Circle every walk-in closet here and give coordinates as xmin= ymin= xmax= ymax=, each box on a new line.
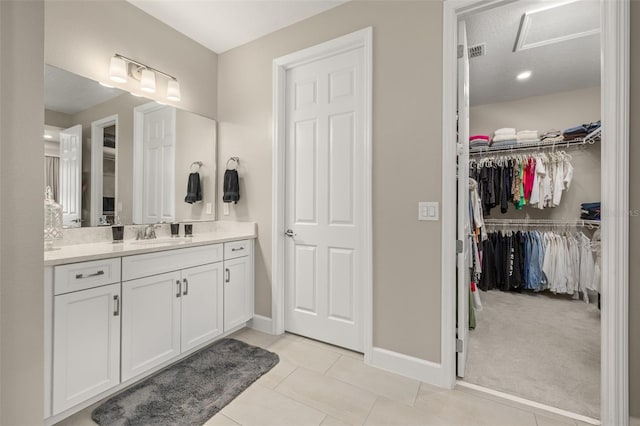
xmin=456 ymin=0 xmax=602 ymax=421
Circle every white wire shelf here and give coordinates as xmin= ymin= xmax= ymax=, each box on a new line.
xmin=469 ymin=127 xmax=601 ymax=156
xmin=483 ymin=218 xmax=600 ymax=229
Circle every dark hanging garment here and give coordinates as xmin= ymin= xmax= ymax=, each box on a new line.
xmin=223 ymin=169 xmax=240 ymax=204
xmin=184 ymin=172 xmax=202 ymax=204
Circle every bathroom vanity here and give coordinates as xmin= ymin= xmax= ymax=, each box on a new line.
xmin=43 ymin=222 xmax=256 ymax=424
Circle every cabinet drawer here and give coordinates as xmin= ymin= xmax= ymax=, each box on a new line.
xmin=122 ymin=244 xmax=223 ymax=281
xmin=224 ymin=240 xmax=250 ymax=260
xmin=54 ymin=258 xmax=121 ymax=295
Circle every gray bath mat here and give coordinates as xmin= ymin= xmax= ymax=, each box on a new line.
xmin=92 ymin=338 xmax=279 ymax=425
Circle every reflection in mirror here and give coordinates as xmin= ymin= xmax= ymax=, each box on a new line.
xmin=44 ymin=65 xmax=217 ymax=227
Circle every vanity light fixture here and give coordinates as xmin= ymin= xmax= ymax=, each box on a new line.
xmin=108 ymin=54 xmax=181 ymax=101
xmin=517 ymin=70 xmax=532 ymax=81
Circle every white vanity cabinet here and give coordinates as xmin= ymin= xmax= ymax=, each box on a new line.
xmin=51 ymin=259 xmax=122 ymax=415
xmin=120 ymin=244 xmax=225 ymax=381
xmin=45 ymin=234 xmax=255 ymax=425
xmin=224 ymin=239 xmax=253 ymax=331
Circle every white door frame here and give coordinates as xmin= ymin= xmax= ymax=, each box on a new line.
xmin=271 ymin=27 xmax=373 ymax=360
xmin=90 ymin=114 xmax=118 ymax=226
xmin=442 ymin=1 xmax=629 ymax=425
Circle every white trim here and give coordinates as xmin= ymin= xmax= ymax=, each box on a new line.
xmin=600 ymin=0 xmax=630 ymax=425
xmin=442 ymin=0 xmax=629 ymax=424
xmin=456 ymin=381 xmax=600 ymax=425
xmin=271 ymin=27 xmax=373 ymax=360
xmin=249 ymin=315 xmax=275 ymax=335
xmin=90 ymin=115 xmax=118 ymax=227
xmin=368 ymin=347 xmax=450 ymax=387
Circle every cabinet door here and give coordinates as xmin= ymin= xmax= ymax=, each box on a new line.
xmin=181 ymin=263 xmax=224 ymax=352
xmin=224 ymin=256 xmax=252 ymax=331
xmin=121 ymin=271 xmax=181 ymax=382
xmin=53 ymin=283 xmax=120 ymax=415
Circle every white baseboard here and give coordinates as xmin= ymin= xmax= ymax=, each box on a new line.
xmin=367 ymin=346 xmax=451 ymax=388
xmin=249 ymin=314 xmax=275 ymax=334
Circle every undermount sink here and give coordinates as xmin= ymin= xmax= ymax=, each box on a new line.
xmin=130 ymin=237 xmax=187 ymax=246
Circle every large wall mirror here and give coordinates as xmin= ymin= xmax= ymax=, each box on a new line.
xmin=44 ymin=64 xmax=217 ymax=227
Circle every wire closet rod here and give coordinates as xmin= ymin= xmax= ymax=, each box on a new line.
xmin=483 ymin=218 xmax=600 ymax=229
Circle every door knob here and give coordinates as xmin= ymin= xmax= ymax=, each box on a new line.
xmin=284 ymin=229 xmax=296 ymax=237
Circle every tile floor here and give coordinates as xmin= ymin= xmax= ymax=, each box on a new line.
xmin=57 ymin=328 xmax=605 ymax=426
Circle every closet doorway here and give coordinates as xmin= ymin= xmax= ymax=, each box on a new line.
xmin=445 ymin=0 xmax=629 ymax=424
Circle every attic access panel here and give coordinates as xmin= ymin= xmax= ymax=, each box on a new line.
xmin=513 ymin=0 xmax=600 ymax=52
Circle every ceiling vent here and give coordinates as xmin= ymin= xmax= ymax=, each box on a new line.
xmin=468 ymin=43 xmax=486 ymax=59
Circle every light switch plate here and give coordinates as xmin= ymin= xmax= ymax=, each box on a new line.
xmin=418 ymin=202 xmax=439 ymax=221
xmin=223 ymin=203 xmax=230 ymax=216
xmin=206 ymin=203 xmax=212 ymax=214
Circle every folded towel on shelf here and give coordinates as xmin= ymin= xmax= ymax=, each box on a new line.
xmin=586 ymin=120 xmax=601 ymax=133
xmin=541 ymin=136 xmax=564 ymax=143
xmin=564 ymin=132 xmax=587 ymax=141
xmin=492 ymin=134 xmax=517 ymax=143
xmin=223 ymin=169 xmax=240 ymax=204
xmin=470 ymin=141 xmax=489 ymax=149
xmin=541 ymin=129 xmax=562 ymax=140
xmin=516 ymin=138 xmax=541 ymax=144
xmin=184 ymin=172 xmax=203 ymax=204
xmin=469 ymin=135 xmax=490 ymax=142
xmin=516 ymin=130 xmax=539 ymax=141
xmin=490 ymin=139 xmax=517 ymax=147
xmin=494 ymin=128 xmax=516 ymax=136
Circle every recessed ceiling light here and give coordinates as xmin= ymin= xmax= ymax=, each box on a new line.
xmin=517 ymin=71 xmax=532 ymax=81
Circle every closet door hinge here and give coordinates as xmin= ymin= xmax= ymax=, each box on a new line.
xmin=457 ymin=45 xmax=464 ymax=59
xmin=456 ymin=339 xmax=464 ymax=353
xmin=456 ymin=240 xmax=463 ymax=253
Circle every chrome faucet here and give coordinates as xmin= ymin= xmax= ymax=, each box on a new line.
xmin=136 ymin=224 xmax=160 ymax=240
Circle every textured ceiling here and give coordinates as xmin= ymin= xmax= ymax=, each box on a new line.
xmin=127 ymin=0 xmax=348 ymax=54
xmin=465 ymin=0 xmax=600 ymax=107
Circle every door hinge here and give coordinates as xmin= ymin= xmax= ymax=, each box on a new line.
xmin=456 ymin=240 xmax=463 ymax=253
xmin=457 ymin=45 xmax=464 ymax=59
xmin=456 ymin=338 xmax=464 ymax=353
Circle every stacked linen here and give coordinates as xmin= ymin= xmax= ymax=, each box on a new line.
xmin=491 ymin=127 xmax=517 ymax=148
xmin=563 ymin=124 xmax=588 ymax=140
xmin=580 ymin=202 xmax=600 ymax=221
xmin=541 ymin=129 xmax=563 ymax=143
xmin=469 ymin=135 xmax=490 ymax=149
xmin=516 ymin=130 xmax=540 ymax=144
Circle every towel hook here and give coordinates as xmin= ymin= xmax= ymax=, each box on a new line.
xmin=190 ymin=161 xmax=203 ymax=173
xmin=226 ymin=157 xmax=240 ymax=170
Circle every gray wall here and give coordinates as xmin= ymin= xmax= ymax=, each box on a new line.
xmin=45 ymin=0 xmax=218 ymax=119
xmin=0 ymin=1 xmax=45 ymax=424
xmin=629 ymin=0 xmax=639 ymax=417
xmin=45 ymin=109 xmax=72 ymax=128
xmin=217 ymin=0 xmax=444 ymax=362
xmin=470 ymin=86 xmax=601 ymax=221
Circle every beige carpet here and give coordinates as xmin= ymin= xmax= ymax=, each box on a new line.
xmin=464 ymin=290 xmax=600 ymax=419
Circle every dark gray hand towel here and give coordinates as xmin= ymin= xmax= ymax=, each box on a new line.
xmin=223 ymin=169 xmax=240 ymax=204
xmin=185 ymin=172 xmax=202 ymax=204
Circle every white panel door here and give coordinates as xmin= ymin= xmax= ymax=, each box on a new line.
xmin=223 ymin=256 xmax=252 ymax=331
xmin=59 ymin=124 xmax=82 ymax=228
xmin=457 ymin=20 xmax=471 ymax=378
xmin=142 ymin=106 xmax=175 ymax=224
xmin=181 ymin=263 xmax=224 ymax=351
xmin=284 ymin=47 xmax=365 ymax=352
xmin=52 ymin=283 xmax=120 ymax=414
xmin=121 ymin=271 xmax=181 ymax=382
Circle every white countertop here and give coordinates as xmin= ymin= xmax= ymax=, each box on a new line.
xmin=44 ymin=226 xmax=256 ymax=267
